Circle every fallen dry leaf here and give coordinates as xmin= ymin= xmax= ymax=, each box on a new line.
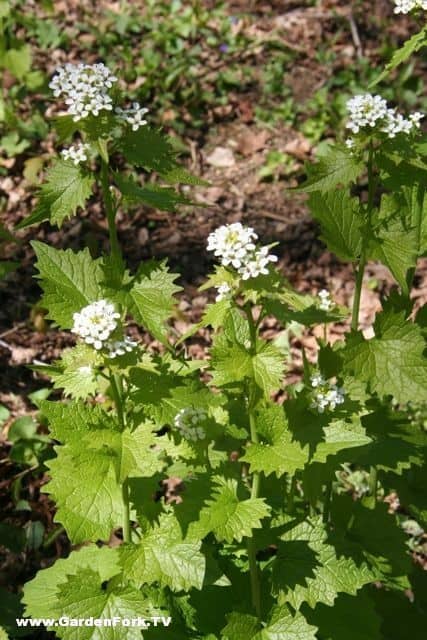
xmin=237 ymin=129 xmax=270 ymax=157
xmin=284 ymin=135 xmax=312 ymax=160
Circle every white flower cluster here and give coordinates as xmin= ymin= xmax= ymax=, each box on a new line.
xmin=116 ymin=102 xmax=149 ymax=131
xmin=345 ymin=93 xmax=423 ymax=145
xmin=72 ymin=300 xmax=138 ymax=356
xmin=174 ymin=407 xmax=207 ymax=441
xmin=107 ymin=336 xmax=138 ymax=359
xmin=318 ymin=289 xmax=333 ymax=311
xmin=49 ymin=63 xmax=117 ymax=122
xmin=207 ymin=223 xmax=278 ymax=282
xmin=71 ymin=300 xmax=120 ymax=350
xmin=393 ymin=0 xmax=427 ymax=13
xmin=61 ymin=142 xmax=90 ymax=165
xmin=310 ymin=374 xmax=345 ymax=413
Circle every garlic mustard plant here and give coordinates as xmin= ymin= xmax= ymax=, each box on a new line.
xmin=18 ymin=29 xmax=427 ymax=640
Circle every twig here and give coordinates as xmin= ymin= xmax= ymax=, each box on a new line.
xmin=0 ymin=322 xmax=26 ymax=339
xmin=348 ymin=13 xmax=363 ymax=59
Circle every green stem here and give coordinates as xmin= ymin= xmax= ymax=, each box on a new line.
xmin=351 ymin=142 xmax=375 ymax=332
xmin=369 ymin=466 xmax=378 ymax=502
xmin=109 ymin=370 xmax=130 ymax=539
xmin=100 ymin=157 xmax=122 ymax=265
xmin=249 ymin=411 xmax=260 ymax=498
xmin=351 ymin=256 xmax=366 ymax=331
xmin=109 ymin=371 xmax=125 ymax=430
xmin=405 ymin=183 xmax=423 ymax=294
xmin=43 ymin=525 xmax=65 ymax=549
xmin=244 ymin=304 xmax=262 ymax=619
xmin=323 ymin=482 xmax=332 ymax=523
xmin=121 ymin=479 xmax=131 ymax=543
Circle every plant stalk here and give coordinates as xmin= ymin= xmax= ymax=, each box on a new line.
xmin=245 ymin=304 xmax=262 ymax=619
xmin=109 ymin=370 xmax=130 ymax=539
xmin=121 ymin=479 xmax=131 ymax=543
xmin=323 ymin=482 xmax=332 ymax=523
xmin=351 ymin=142 xmax=375 ymax=332
xmin=369 ymin=466 xmax=378 ymax=502
xmin=109 ymin=371 xmax=126 ymax=430
xmin=100 ymin=157 xmax=122 ymax=266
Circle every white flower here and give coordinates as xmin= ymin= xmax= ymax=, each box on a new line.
xmin=238 ymin=246 xmax=278 ymax=280
xmin=49 ymin=63 xmax=117 ymax=122
xmin=115 ymin=102 xmax=149 ymax=131
xmin=393 ymin=0 xmax=427 ymax=13
xmin=207 ymin=223 xmax=277 ymax=281
xmin=107 ymin=336 xmax=138 ymax=358
xmin=346 ymin=93 xmax=424 ymax=140
xmin=346 ymin=94 xmax=388 ymax=134
xmin=174 ymin=407 xmax=207 ymax=441
xmin=310 ymin=373 xmax=326 ymax=388
xmin=215 ymin=283 xmax=232 ymax=302
xmin=207 ymin=222 xmax=257 ymax=269
xmin=71 ymin=300 xmax=120 ymax=350
xmin=309 ymin=375 xmax=345 ymax=413
xmin=61 ymin=142 xmax=90 ymax=165
xmin=345 ymin=138 xmax=355 ymax=150
xmin=318 ymin=289 xmax=333 ymax=311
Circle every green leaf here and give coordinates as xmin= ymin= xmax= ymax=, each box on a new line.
xmin=331 ymin=497 xmax=411 ymax=584
xmin=297 ymin=147 xmax=364 ymax=193
xmin=372 ymin=26 xmax=427 ymax=85
xmin=307 ymin=191 xmax=362 ymax=261
xmin=163 ymin=166 xmax=208 ymax=186
xmin=356 ymin=406 xmax=426 ymax=474
xmin=4 ymin=45 xmax=31 ymax=80
xmin=119 ymin=513 xmax=205 ymax=591
xmin=23 ymin=545 xmax=120 ymax=619
xmin=49 ymin=344 xmax=102 ymax=399
xmin=241 ymin=405 xmax=309 ymax=477
xmin=371 ymin=575 xmax=427 ymax=640
xmin=19 ymin=160 xmax=93 ymax=228
xmin=119 ymin=126 xmax=206 ymax=184
xmin=305 ymin=590 xmax=382 ymax=640
xmin=272 ymin=516 xmax=375 ymax=609
xmin=129 ymin=260 xmax=181 ymax=343
xmin=222 ymin=607 xmax=317 ymax=640
xmin=53 ymin=115 xmax=79 ymax=142
xmin=221 ymin=613 xmax=260 ymax=640
xmin=44 ymin=447 xmax=123 ymax=543
xmin=114 ymin=173 xmax=192 ymax=212
xmin=211 ymin=331 xmax=284 ymax=396
xmin=42 ymin=398 xmax=166 ymax=482
xmin=89 ymin=421 xmax=167 ymax=483
xmin=32 ymin=242 xmax=104 ymax=328
xmin=254 ymin=606 xmax=317 ymax=640
xmin=0 ymin=1 xmax=10 ymax=19
xmin=343 ymin=311 xmax=427 ymax=404
xmin=130 ymin=364 xmax=216 ymax=428
xmin=55 ymin=568 xmax=154 ymax=640
xmin=188 ymin=476 xmax=270 ymax=543
xmin=368 ymin=192 xmax=418 ymax=295
xmin=311 ymin=418 xmax=372 ymax=464
xmin=40 ymin=399 xmax=112 ymax=442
